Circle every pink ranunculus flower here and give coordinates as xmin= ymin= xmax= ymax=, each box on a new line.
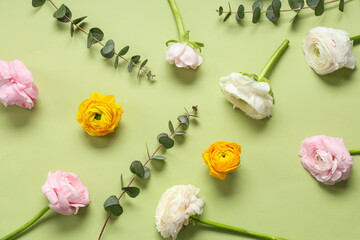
xmin=41 ymin=170 xmax=90 ymax=215
xmin=0 ymin=60 xmax=39 ymax=109
xmin=299 ymin=135 xmax=353 ymax=185
xmin=165 ymin=43 xmax=203 ymax=69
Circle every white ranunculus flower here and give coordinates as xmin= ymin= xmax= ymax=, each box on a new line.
xmin=165 ymin=43 xmax=203 ymax=70
xmin=303 ymin=27 xmax=356 ymax=75
xmin=155 ymin=185 xmax=204 ymax=239
xmin=219 ymin=73 xmax=273 ymax=120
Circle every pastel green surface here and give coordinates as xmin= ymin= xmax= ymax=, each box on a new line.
xmin=1 ymin=0 xmax=360 ymax=239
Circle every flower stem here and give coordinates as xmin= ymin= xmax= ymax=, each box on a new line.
xmin=350 ymin=35 xmax=360 ymax=42
xmin=1 ymin=206 xmax=50 ymax=240
xmin=258 ymin=39 xmax=289 ymax=80
xmin=349 ymin=149 xmax=360 ymax=155
xmin=190 ymin=216 xmax=287 ymax=240
xmin=168 ymin=0 xmax=187 ymax=42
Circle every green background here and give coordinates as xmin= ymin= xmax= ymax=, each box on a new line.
xmin=1 ymin=0 xmax=360 ymax=239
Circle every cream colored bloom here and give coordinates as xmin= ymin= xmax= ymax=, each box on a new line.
xmin=155 ymin=185 xmax=204 ymax=239
xmin=165 ymin=43 xmax=203 ymax=69
xmin=303 ymin=27 xmax=356 ymax=75
xmin=219 ymin=73 xmax=273 ymax=120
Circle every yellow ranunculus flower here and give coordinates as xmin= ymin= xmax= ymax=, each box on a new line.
xmin=76 ymin=92 xmax=124 ymax=136
xmin=202 ymin=141 xmax=241 ymax=180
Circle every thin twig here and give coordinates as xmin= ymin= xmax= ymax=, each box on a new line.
xmin=48 ymin=0 xmax=155 ymax=78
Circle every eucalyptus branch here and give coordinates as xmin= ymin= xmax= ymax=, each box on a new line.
xmin=32 ymin=0 xmax=155 ymax=79
xmin=218 ymin=0 xmax=344 ymax=24
xmin=98 ymin=106 xmax=199 ymax=240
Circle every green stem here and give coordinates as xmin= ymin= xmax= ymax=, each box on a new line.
xmin=350 ymin=35 xmax=360 ymax=42
xmin=190 ymin=216 xmax=287 ymax=240
xmin=1 ymin=206 xmax=50 ymax=240
xmin=349 ymin=149 xmax=360 ymax=156
xmin=168 ymin=0 xmax=187 ymax=42
xmin=258 ymin=39 xmax=290 ymax=80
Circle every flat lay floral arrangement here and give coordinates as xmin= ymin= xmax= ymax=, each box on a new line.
xmin=1 ymin=0 xmax=360 ymax=240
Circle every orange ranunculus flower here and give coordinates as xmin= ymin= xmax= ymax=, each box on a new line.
xmin=76 ymin=92 xmax=124 ymax=136
xmin=202 ymin=141 xmax=241 ymax=180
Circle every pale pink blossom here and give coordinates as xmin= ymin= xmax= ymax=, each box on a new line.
xmin=299 ymin=135 xmax=353 ymax=185
xmin=165 ymin=43 xmax=202 ymax=69
xmin=41 ymin=170 xmax=90 ymax=215
xmin=0 ymin=60 xmax=38 ymax=109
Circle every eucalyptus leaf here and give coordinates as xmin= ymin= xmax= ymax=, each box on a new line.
xmin=168 ymin=121 xmax=174 ymax=133
xmin=223 ymin=12 xmax=232 ymax=22
xmin=32 ymin=0 xmax=46 ymax=7
xmin=236 ymin=5 xmax=245 ymax=21
xmin=306 ymin=0 xmax=319 ymax=10
xmin=315 ymin=0 xmax=324 ymax=16
xmin=158 ymin=136 xmax=175 ymax=149
xmin=101 ymin=39 xmax=115 ymax=58
xmin=128 ymin=62 xmax=134 ymax=72
xmin=177 ymin=115 xmax=189 ymax=126
xmin=131 ymin=55 xmax=141 ymax=64
xmin=87 ymin=32 xmax=93 ymax=48
xmin=89 ymin=28 xmax=104 ymax=44
xmin=120 ymin=174 xmax=124 ymax=189
xmin=130 ymin=160 xmax=145 ymax=178
xmin=104 ymin=195 xmax=123 ymax=216
xmin=122 ymin=187 xmax=140 ymax=198
xmin=174 ymin=131 xmax=186 ymax=136
xmin=157 ymin=133 xmax=169 ymax=142
xmin=339 ymin=0 xmax=344 ymax=11
xmin=288 ymin=0 xmax=304 ymax=11
xmin=140 ymin=59 xmax=148 ymax=69
xmin=272 ymin=0 xmax=282 ymax=18
xmin=252 ymin=7 xmax=261 ymax=23
xmin=252 ymin=1 xmax=263 ymax=11
xmin=114 ymin=56 xmax=119 ymax=69
xmin=219 ymin=6 xmax=223 ymax=16
xmin=151 ymin=155 xmax=167 ymax=160
xmin=146 ymin=143 xmax=150 ymax=159
xmin=118 ymin=46 xmax=129 ymax=56
xmin=54 ymin=4 xmax=72 ymax=22
xmin=73 ymin=16 xmax=87 ymax=24
xmin=142 ymin=166 xmax=151 ymax=180
xmin=53 ymin=4 xmax=66 ymax=19
xmin=223 ymin=2 xmax=232 ymax=22
xmin=70 ymin=23 xmax=74 ymax=37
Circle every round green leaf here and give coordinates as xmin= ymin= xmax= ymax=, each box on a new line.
xmin=168 ymin=121 xmax=174 ymax=133
xmin=143 ymin=166 xmax=151 ymax=180
xmin=272 ymin=0 xmax=282 ymax=18
xmin=177 ymin=115 xmax=189 ymax=126
xmin=288 ymin=0 xmax=304 ymax=11
xmin=89 ymin=28 xmax=104 ymax=43
xmin=122 ymin=187 xmax=140 ymax=198
xmin=130 ymin=160 xmax=145 ymax=178
xmin=236 ymin=5 xmax=245 ymax=20
xmin=101 ymin=39 xmax=115 ymax=58
xmin=252 ymin=1 xmax=263 ymax=11
xmin=54 ymin=4 xmax=72 ymax=23
xmin=252 ymin=8 xmax=261 ymax=23
xmin=306 ymin=0 xmax=319 ymax=10
xmin=266 ymin=5 xmax=279 ymax=22
xmin=315 ymin=0 xmax=324 ymax=16
xmin=159 ymin=136 xmax=174 ymax=149
xmin=32 ymin=0 xmax=46 ymax=7
xmin=73 ymin=16 xmax=87 ymax=25
xmin=157 ymin=133 xmax=169 ymax=142
xmin=339 ymin=0 xmax=344 ymax=11
xmin=218 ymin=6 xmax=223 ymax=16
xmin=104 ymin=195 xmax=123 ymax=216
